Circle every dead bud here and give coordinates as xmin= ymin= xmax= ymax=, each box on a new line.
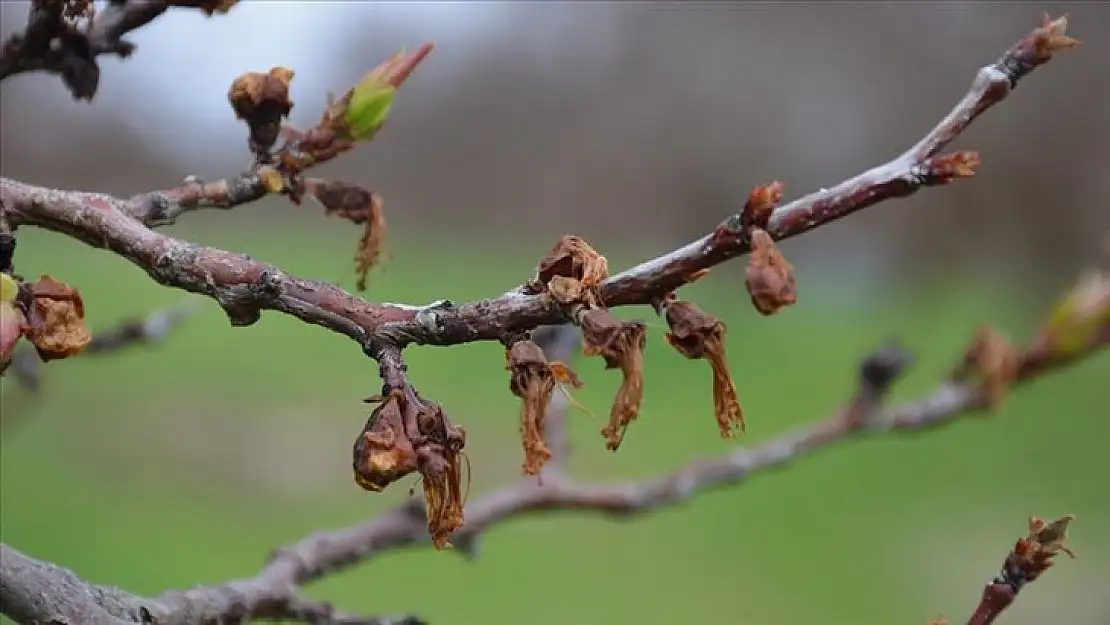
xmin=741 ymin=181 xmax=784 ymax=231
xmin=952 ymin=326 xmax=1020 ymax=409
xmin=1029 ymin=14 xmax=1081 ymax=60
xmin=745 ymin=229 xmax=797 ymax=315
xmin=228 ymin=67 xmax=295 ymax=158
xmin=352 ymin=388 xmax=468 ymax=549
xmin=302 ymin=179 xmax=387 ymax=291
xmin=22 ymin=275 xmax=92 ymax=362
xmin=580 ymin=308 xmax=647 ymax=450
xmin=663 ymin=300 xmax=745 ymax=438
xmin=506 ymin=340 xmax=583 ymax=475
xmin=532 ymin=235 xmax=610 ymax=309
xmin=916 ymin=151 xmax=980 ymax=185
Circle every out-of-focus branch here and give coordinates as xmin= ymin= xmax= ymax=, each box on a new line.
xmin=0 ymin=0 xmax=237 ymax=100
xmin=4 ymin=296 xmax=201 ymax=392
xmin=5 ymin=320 xmax=1102 ymax=625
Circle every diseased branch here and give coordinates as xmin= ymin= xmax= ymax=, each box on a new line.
xmin=2 ymin=320 xmax=1102 ymax=624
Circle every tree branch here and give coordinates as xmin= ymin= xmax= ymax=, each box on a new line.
xmin=0 ymin=0 xmax=236 ymax=100
xmin=2 ymin=321 xmax=1102 ymax=624
xmin=0 ymin=16 xmax=1080 ymax=352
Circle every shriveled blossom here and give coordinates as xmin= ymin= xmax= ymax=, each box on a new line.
xmin=24 ymin=275 xmax=92 ymax=361
xmin=506 ymin=340 xmax=583 ymax=475
xmin=745 ymin=229 xmax=797 ymax=316
xmin=579 ymin=308 xmax=647 ymax=450
xmin=663 ymin=300 xmax=745 ymax=438
xmin=352 ymin=387 xmax=468 ymax=549
xmin=532 ymin=235 xmax=609 ymax=308
xmin=301 ymin=178 xmax=387 ymax=291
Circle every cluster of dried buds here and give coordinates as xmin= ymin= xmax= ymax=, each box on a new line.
xmin=351 ymin=386 xmax=467 ymax=549
xmin=226 ymin=45 xmax=433 ymax=291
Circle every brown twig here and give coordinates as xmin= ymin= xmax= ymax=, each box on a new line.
xmin=1 ymin=326 xmax=1102 ymax=624
xmin=0 ymin=0 xmax=236 ymax=100
xmin=0 ymin=16 xmax=1079 ymax=351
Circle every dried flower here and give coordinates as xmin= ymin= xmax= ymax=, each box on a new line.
xmin=1029 ymin=14 xmax=1081 ymax=60
xmin=228 ymin=67 xmax=294 ymax=155
xmin=579 ymin=308 xmax=647 ymax=450
xmin=506 ymin=340 xmax=584 ymax=475
xmin=952 ymin=326 xmax=1020 ymax=409
xmin=352 ymin=391 xmax=420 ymax=493
xmin=745 ymin=229 xmax=797 ymax=315
xmin=741 ymin=181 xmax=784 ymax=231
xmin=664 ymin=300 xmax=745 ymax=438
xmin=533 ymin=235 xmax=610 ymax=308
xmin=24 ymin=275 xmax=91 ymax=361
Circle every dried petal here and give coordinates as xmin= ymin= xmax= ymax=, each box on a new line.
xmin=579 ymin=308 xmax=647 ymax=450
xmin=352 ymin=391 xmax=419 ymax=492
xmin=745 ymin=229 xmax=797 ymax=316
xmin=664 ymin=300 xmax=745 ymax=438
xmin=301 ymin=179 xmax=387 ymax=291
xmin=952 ymin=326 xmax=1020 ymax=409
xmin=506 ymin=341 xmax=583 ymax=475
xmin=413 ymin=400 xmax=467 ymax=550
xmin=1029 ymin=514 xmax=1077 ymax=559
xmin=25 ymin=275 xmax=91 ymax=361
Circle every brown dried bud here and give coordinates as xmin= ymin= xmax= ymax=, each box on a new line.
xmin=580 ymin=308 xmax=647 ymax=450
xmin=744 ymin=229 xmax=797 ymax=315
xmin=1030 ymin=14 xmax=1081 ymax=59
xmin=353 ymin=391 xmax=420 ymax=492
xmin=534 ymin=235 xmax=609 ymax=308
xmin=952 ymin=326 xmax=1020 ymax=409
xmin=302 ymin=179 xmax=387 ymax=292
xmin=741 ymin=181 xmax=784 ymax=231
xmin=506 ymin=340 xmax=583 ymax=475
xmin=414 ymin=399 xmax=467 ymax=550
xmin=919 ymin=151 xmax=980 ymax=185
xmin=24 ymin=275 xmax=91 ymax=361
xmin=664 ymin=301 xmax=745 ymax=438
xmin=228 ymin=67 xmax=295 ymax=155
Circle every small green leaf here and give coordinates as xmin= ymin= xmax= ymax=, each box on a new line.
xmin=345 ymin=82 xmax=396 ymax=141
xmin=0 ymin=273 xmax=18 ymax=303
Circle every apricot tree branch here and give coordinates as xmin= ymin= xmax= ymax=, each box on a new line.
xmin=0 ymin=0 xmax=236 ymax=100
xmin=0 ymin=16 xmax=1080 ymax=355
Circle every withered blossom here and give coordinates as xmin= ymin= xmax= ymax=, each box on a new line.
xmin=745 ymin=229 xmax=797 ymax=316
xmin=506 ymin=340 xmax=583 ymax=475
xmin=579 ymin=308 xmax=647 ymax=450
xmin=663 ymin=300 xmax=745 ymax=438
xmin=24 ymin=275 xmax=92 ymax=361
xmin=301 ymin=179 xmax=388 ymax=292
xmin=533 ymin=235 xmax=609 ymax=308
xmin=952 ymin=326 xmax=1020 ymax=409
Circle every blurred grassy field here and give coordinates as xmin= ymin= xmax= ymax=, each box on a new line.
xmin=1 ymin=213 xmax=1108 ymax=625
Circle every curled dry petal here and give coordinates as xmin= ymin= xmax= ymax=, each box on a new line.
xmin=1028 ymin=514 xmax=1077 ymax=559
xmin=24 ymin=275 xmax=91 ymax=361
xmin=745 ymin=229 xmax=797 ymax=316
xmin=506 ymin=340 xmax=584 ymax=475
xmin=952 ymin=325 xmax=1020 ymax=409
xmin=580 ymin=308 xmax=647 ymax=451
xmin=664 ymin=300 xmax=745 ymax=438
xmin=413 ymin=399 xmax=467 ymax=549
xmin=534 ymin=235 xmax=609 ymax=308
xmin=302 ymin=179 xmax=387 ymax=291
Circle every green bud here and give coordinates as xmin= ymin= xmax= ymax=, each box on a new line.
xmin=0 ymin=273 xmax=18 ymax=303
xmin=345 ymin=81 xmax=396 ymax=141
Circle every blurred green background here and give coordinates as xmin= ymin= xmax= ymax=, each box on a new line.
xmin=1 ymin=217 xmax=1107 ymax=625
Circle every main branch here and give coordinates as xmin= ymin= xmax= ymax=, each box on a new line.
xmin=0 ymin=16 xmax=1079 ymax=351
